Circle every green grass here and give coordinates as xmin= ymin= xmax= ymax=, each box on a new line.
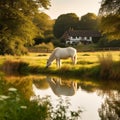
xmin=0 ymin=51 xmax=120 ymax=80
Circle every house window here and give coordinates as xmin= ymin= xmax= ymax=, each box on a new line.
xmin=89 ymin=37 xmax=92 ymax=40
xmin=84 ymin=37 xmax=86 ymax=39
xmin=79 ymin=37 xmax=81 ymax=40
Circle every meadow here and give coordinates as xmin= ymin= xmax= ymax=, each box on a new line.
xmin=0 ymin=51 xmax=120 ymax=80
xmin=0 ymin=51 xmax=120 ymax=119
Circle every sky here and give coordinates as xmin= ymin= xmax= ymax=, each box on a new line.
xmin=43 ymin=0 xmax=102 ymax=19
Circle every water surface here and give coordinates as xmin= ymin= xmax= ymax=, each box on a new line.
xmin=4 ymin=75 xmax=120 ymax=120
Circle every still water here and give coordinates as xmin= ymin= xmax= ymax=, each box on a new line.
xmin=5 ymin=75 xmax=120 ymax=120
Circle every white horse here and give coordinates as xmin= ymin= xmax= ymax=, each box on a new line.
xmin=46 ymin=47 xmax=77 ymax=68
xmin=47 ymin=77 xmax=77 ymax=97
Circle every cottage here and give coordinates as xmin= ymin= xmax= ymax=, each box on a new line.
xmin=61 ymin=29 xmax=101 ymax=45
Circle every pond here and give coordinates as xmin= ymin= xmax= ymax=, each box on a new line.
xmin=3 ymin=75 xmax=120 ymax=120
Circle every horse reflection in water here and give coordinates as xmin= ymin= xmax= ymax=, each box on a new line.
xmin=46 ymin=47 xmax=77 ymax=68
xmin=47 ymin=77 xmax=78 ymax=97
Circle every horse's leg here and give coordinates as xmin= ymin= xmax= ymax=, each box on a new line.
xmin=71 ymin=57 xmax=75 ymax=65
xmin=59 ymin=59 xmax=61 ymax=68
xmin=74 ymin=55 xmax=77 ymax=64
xmin=71 ymin=55 xmax=77 ymax=65
xmin=56 ymin=59 xmax=61 ymax=68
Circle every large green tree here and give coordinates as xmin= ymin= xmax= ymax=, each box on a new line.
xmin=0 ymin=0 xmax=50 ymax=55
xmin=99 ymin=0 xmax=120 ymax=40
xmin=33 ymin=12 xmax=55 ymax=44
xmin=78 ymin=13 xmax=99 ymax=30
xmin=53 ymin=13 xmax=79 ymax=38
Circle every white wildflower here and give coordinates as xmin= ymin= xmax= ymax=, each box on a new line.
xmin=0 ymin=98 xmax=4 ymax=101
xmin=0 ymin=95 xmax=10 ymax=99
xmin=8 ymin=87 xmax=17 ymax=92
xmin=20 ymin=106 xmax=27 ymax=109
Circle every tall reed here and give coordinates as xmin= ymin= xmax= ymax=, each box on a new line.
xmin=98 ymin=53 xmax=120 ymax=80
xmin=2 ymin=60 xmax=29 ymax=75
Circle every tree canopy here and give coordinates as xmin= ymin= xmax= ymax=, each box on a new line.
xmin=33 ymin=12 xmax=55 ymax=45
xmin=53 ymin=13 xmax=79 ymax=38
xmin=0 ymin=0 xmax=51 ymax=55
xmin=99 ymin=0 xmax=120 ymax=16
xmin=53 ymin=13 xmax=99 ymax=39
xmin=78 ymin=13 xmax=98 ymax=30
xmin=99 ymin=0 xmax=120 ymax=40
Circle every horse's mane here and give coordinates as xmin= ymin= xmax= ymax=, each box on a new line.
xmin=48 ymin=47 xmax=59 ymax=62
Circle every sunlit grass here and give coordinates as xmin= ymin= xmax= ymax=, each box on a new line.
xmin=0 ymin=51 xmax=120 ymax=68
xmin=0 ymin=51 xmax=120 ymax=80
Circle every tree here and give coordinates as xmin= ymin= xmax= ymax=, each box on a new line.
xmin=78 ymin=13 xmax=99 ymax=30
xmin=0 ymin=0 xmax=51 ymax=55
xmin=33 ymin=12 xmax=55 ymax=45
xmin=99 ymin=0 xmax=120 ymax=15
xmin=53 ymin=13 xmax=79 ymax=38
xmin=99 ymin=0 xmax=120 ymax=40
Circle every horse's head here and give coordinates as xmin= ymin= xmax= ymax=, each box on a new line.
xmin=45 ymin=60 xmax=51 ymax=68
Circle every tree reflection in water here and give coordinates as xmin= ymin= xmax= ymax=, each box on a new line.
xmin=98 ymin=91 xmax=120 ymax=120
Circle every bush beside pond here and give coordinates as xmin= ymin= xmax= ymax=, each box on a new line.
xmin=0 ymin=80 xmax=49 ymax=120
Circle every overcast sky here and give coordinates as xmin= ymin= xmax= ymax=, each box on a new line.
xmin=43 ymin=0 xmax=102 ymax=19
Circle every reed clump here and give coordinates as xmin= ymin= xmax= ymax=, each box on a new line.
xmin=2 ymin=60 xmax=30 ymax=75
xmin=98 ymin=54 xmax=120 ymax=80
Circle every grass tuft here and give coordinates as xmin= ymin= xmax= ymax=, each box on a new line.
xmin=2 ymin=60 xmax=30 ymax=75
xmin=98 ymin=54 xmax=120 ymax=80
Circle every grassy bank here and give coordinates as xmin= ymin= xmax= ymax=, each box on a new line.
xmin=0 ymin=51 xmax=120 ymax=80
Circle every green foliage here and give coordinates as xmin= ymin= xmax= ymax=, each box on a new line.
xmin=99 ymin=0 xmax=120 ymax=40
xmin=49 ymin=97 xmax=82 ymax=120
xmin=98 ymin=54 xmax=120 ymax=80
xmin=78 ymin=13 xmax=99 ymax=30
xmin=99 ymin=0 xmax=120 ymax=15
xmin=53 ymin=12 xmax=99 ymax=41
xmin=35 ymin=42 xmax=54 ymax=50
xmin=1 ymin=52 xmax=120 ymax=80
xmin=2 ymin=60 xmax=30 ymax=75
xmin=98 ymin=54 xmax=113 ymax=79
xmin=98 ymin=37 xmax=120 ymax=47
xmin=0 ymin=77 xmax=82 ymax=120
xmin=99 ymin=15 xmax=120 ymax=40
xmin=0 ymin=82 xmax=49 ymax=120
xmin=33 ymin=12 xmax=55 ymax=45
xmin=0 ymin=0 xmax=51 ymax=55
xmin=53 ymin=13 xmax=79 ymax=38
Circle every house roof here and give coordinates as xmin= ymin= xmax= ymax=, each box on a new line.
xmin=61 ymin=29 xmax=101 ymax=40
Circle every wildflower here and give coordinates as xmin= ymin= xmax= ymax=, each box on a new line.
xmin=8 ymin=87 xmax=17 ymax=92
xmin=20 ymin=106 xmax=27 ymax=109
xmin=0 ymin=98 xmax=4 ymax=101
xmin=0 ymin=95 xmax=10 ymax=100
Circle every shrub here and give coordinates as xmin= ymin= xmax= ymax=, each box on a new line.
xmin=98 ymin=53 xmax=113 ymax=79
xmin=0 ymin=77 xmax=82 ymax=120
xmin=2 ymin=60 xmax=30 ymax=75
xmin=35 ymin=42 xmax=54 ymax=51
xmin=98 ymin=54 xmax=120 ymax=80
